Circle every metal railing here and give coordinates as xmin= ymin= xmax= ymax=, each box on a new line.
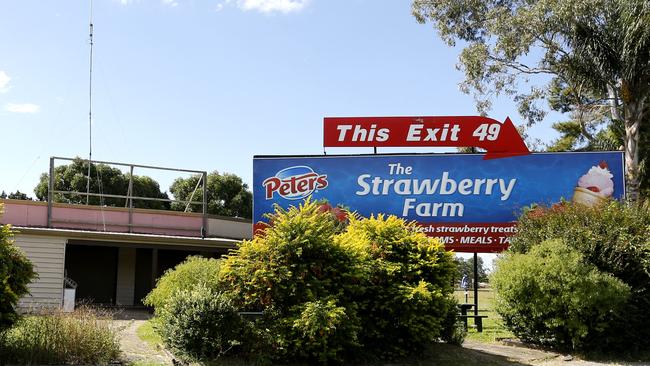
xmin=47 ymin=156 xmax=208 ymax=237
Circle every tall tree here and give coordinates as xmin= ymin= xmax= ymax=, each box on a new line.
xmin=455 ymin=256 xmax=489 ymax=286
xmin=34 ymin=158 xmax=170 ymax=210
xmin=546 ymin=84 xmax=650 ymax=195
xmin=4 ymin=191 xmax=33 ymax=200
xmin=413 ymin=0 xmax=650 ymax=200
xmin=169 ymin=171 xmax=252 ymax=219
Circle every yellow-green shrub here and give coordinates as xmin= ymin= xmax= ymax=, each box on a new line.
xmin=338 ymin=215 xmax=460 ymax=358
xmin=289 ymin=298 xmax=359 ymax=363
xmin=218 ymin=201 xmax=364 ymax=363
xmin=215 ymin=201 xmax=459 ymax=363
xmin=143 ymin=255 xmax=221 ymax=313
xmin=150 ymin=200 xmax=460 ymax=363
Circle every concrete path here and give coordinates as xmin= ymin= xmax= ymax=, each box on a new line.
xmin=463 ymin=340 xmax=649 ymax=366
xmin=114 ymin=319 xmax=173 ymax=366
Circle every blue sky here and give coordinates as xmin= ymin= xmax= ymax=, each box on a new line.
xmin=0 ymin=0 xmax=560 ymax=198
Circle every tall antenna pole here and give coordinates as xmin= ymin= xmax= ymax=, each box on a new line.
xmin=86 ymin=0 xmax=94 ymax=205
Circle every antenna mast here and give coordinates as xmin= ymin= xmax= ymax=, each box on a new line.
xmin=86 ymin=0 xmax=94 ymax=205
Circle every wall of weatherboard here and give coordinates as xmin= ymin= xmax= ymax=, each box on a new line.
xmin=14 ymin=234 xmax=66 ymax=309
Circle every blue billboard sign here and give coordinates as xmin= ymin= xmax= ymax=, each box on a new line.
xmin=253 ymin=152 xmax=625 ymax=252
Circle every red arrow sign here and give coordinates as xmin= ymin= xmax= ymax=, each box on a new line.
xmin=323 ymin=116 xmax=530 ymax=159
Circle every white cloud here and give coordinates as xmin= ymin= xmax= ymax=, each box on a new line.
xmin=162 ymin=0 xmax=179 ymax=7
xmin=237 ymin=0 xmax=308 ymax=14
xmin=116 ymin=0 xmax=177 ymax=6
xmin=215 ymin=0 xmax=232 ymax=12
xmin=0 ymin=71 xmax=10 ymax=93
xmin=5 ymin=103 xmax=40 ymax=114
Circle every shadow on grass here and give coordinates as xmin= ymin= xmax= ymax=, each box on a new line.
xmin=132 ymin=319 xmax=525 ymax=366
xmin=569 ymin=350 xmax=650 ymax=365
xmin=393 ymin=343 xmax=528 ymax=366
xmin=111 ymin=308 xmax=154 ymax=321
xmin=195 ymin=343 xmax=526 ymax=366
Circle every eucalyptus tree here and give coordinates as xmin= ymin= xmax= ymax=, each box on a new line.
xmin=413 ymin=0 xmax=650 ymax=200
xmin=169 ymin=171 xmax=252 ymax=219
xmin=34 ymin=158 xmax=170 ymax=209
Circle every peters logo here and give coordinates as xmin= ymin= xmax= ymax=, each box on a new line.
xmin=263 ymin=166 xmax=328 ymax=200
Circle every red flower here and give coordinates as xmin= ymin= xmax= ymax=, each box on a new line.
xmin=253 ymin=222 xmax=271 ymax=237
xmin=331 ymin=207 xmax=348 ymax=222
xmin=526 ymin=207 xmax=547 ymax=219
xmin=318 ymin=203 xmax=332 ymax=213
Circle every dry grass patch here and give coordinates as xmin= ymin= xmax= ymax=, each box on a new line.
xmin=0 ymin=306 xmax=121 ymax=365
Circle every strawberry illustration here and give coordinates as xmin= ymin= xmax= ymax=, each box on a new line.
xmin=599 ymin=161 xmax=609 ymax=169
xmin=586 ymin=186 xmax=600 ymax=193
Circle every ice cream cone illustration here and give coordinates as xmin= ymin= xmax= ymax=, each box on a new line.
xmin=572 ymin=161 xmax=614 ymax=207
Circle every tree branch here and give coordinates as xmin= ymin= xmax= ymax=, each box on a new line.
xmin=487 ymin=55 xmax=555 ymax=75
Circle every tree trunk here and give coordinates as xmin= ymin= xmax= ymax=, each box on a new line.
xmin=624 ymin=116 xmax=641 ymax=201
xmin=623 ymin=99 xmax=645 ymax=202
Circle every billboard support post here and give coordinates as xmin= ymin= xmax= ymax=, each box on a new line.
xmin=202 ymin=172 xmax=208 ymax=238
xmin=473 ymin=252 xmax=479 ymax=316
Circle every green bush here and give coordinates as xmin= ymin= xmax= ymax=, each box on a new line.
xmin=218 ymin=201 xmax=365 ymax=363
xmin=156 ymin=284 xmax=249 ymax=362
xmin=0 ymin=213 xmax=37 ymax=332
xmin=492 ymin=239 xmax=630 ymax=350
xmin=143 ymin=255 xmax=221 ymax=313
xmin=214 ymin=200 xmax=459 ymax=363
xmin=289 ymin=298 xmax=360 ymax=363
xmin=149 ymin=200 xmax=460 ymax=363
xmin=0 ymin=307 xmax=120 ymax=365
xmin=337 ymin=215 xmax=460 ymax=358
xmin=514 ymin=202 xmax=650 ymax=290
xmin=503 ymin=201 xmax=650 ymax=352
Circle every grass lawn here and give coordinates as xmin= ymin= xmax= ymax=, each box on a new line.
xmin=129 ymin=361 xmax=167 ymax=366
xmin=454 ymin=288 xmax=514 ymax=343
xmin=136 ymin=320 xmax=164 ymax=350
xmin=131 ymin=321 xmax=167 ymax=366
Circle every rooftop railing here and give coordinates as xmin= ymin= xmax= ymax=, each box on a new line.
xmin=47 ymin=156 xmax=208 ymax=237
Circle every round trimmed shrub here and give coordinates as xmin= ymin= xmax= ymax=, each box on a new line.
xmin=503 ymin=201 xmax=650 ymax=352
xmin=0 ymin=218 xmax=36 ymax=332
xmin=492 ymin=239 xmax=630 ymax=350
xmin=156 ymin=284 xmax=249 ymax=362
xmin=143 ymin=255 xmax=220 ymax=314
